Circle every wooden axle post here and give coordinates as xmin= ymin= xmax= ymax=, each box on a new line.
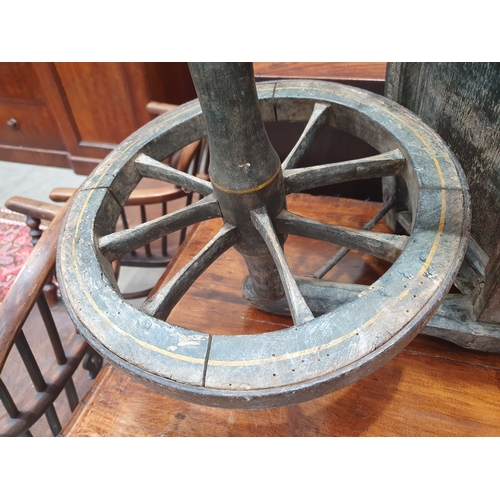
xmin=188 ymin=62 xmax=286 ymax=300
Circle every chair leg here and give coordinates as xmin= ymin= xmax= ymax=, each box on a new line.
xmin=82 ymin=346 xmax=103 ymax=380
xmin=26 ymin=215 xmax=43 ymax=245
xmin=43 ymin=267 xmax=59 ymax=307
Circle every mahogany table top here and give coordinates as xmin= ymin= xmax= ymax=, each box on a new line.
xmin=62 ymin=194 xmax=500 ymax=436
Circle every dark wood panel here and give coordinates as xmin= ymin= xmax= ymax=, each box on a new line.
xmin=254 ymin=62 xmax=386 ymax=80
xmin=0 ymin=62 xmax=45 ymax=103
xmin=0 ymin=145 xmax=70 ymax=168
xmin=69 ymin=155 xmax=102 ymax=175
xmin=145 ymin=63 xmax=197 ymax=105
xmin=254 ymin=62 xmax=386 ymax=93
xmin=54 ymin=62 xmax=144 ymax=145
xmin=33 ymin=62 xmax=114 ymax=161
xmin=0 ymin=62 xmax=69 ymax=166
xmin=0 ymin=62 xmax=387 ymax=185
xmin=123 ymin=62 xmax=156 ymax=125
xmin=0 ymin=102 xmax=66 ymax=150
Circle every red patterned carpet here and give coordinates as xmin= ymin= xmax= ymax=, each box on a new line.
xmin=0 ymin=208 xmax=33 ymax=302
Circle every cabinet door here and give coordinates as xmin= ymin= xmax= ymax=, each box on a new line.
xmin=55 ymin=62 xmax=151 ymax=144
xmin=34 ymin=62 xmax=153 ymax=174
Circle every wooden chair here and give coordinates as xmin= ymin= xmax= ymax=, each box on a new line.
xmin=0 ymin=197 xmax=100 ymax=436
xmin=0 ymin=132 xmax=208 ymax=435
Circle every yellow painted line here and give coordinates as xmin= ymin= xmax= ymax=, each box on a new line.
xmin=209 ymin=290 xmax=411 ymax=366
xmin=211 ymin=164 xmax=281 ymax=195
xmin=208 ymin=330 xmax=360 ymax=367
xmin=371 ymin=102 xmax=447 ymax=278
xmin=70 ymin=87 xmax=450 ymax=370
xmin=70 ymin=105 xmax=207 ymax=364
xmin=71 ymin=189 xmax=205 ymax=364
xmin=82 ymin=288 xmax=205 ymax=364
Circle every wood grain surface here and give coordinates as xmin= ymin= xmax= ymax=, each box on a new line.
xmin=385 ymin=62 xmax=500 ymax=326
xmin=62 ymin=194 xmax=500 ymax=436
xmin=253 ymin=62 xmax=386 ymax=82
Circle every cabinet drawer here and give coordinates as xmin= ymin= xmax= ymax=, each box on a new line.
xmin=0 ymin=102 xmax=66 ymax=151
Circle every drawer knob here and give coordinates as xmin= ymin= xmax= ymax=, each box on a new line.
xmin=7 ymin=118 xmax=19 ymax=130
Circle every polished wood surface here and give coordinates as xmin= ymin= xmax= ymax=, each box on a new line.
xmin=254 ymin=62 xmax=386 ymax=81
xmin=254 ymin=62 xmax=386 ymax=95
xmin=63 ymin=194 xmax=500 ymax=436
xmin=5 ymin=195 xmax=61 ymax=222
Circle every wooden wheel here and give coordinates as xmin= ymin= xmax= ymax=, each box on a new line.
xmin=58 ymin=63 xmax=470 ymax=409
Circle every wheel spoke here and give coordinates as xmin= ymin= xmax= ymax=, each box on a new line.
xmin=242 ymin=275 xmax=366 ymax=316
xmin=99 ymin=195 xmax=221 ymax=261
xmin=141 ymin=223 xmax=239 ymax=320
xmin=250 ymin=206 xmax=315 ymax=325
xmin=395 ymin=210 xmax=412 ymax=233
xmin=135 ymin=153 xmax=213 ymax=196
xmin=284 ymin=149 xmax=405 ymax=193
xmin=276 ymin=210 xmax=408 ymax=263
xmin=311 ymin=197 xmax=395 ymax=278
xmin=282 ymin=103 xmax=330 ymax=170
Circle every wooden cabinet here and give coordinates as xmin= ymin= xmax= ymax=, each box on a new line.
xmin=0 ymin=62 xmax=386 ymax=183
xmin=0 ymin=62 xmax=196 ymax=174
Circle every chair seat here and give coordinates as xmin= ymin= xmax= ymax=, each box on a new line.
xmin=50 ymin=183 xmax=188 ymax=206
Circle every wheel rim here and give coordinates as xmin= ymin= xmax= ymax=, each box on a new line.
xmin=58 ymin=77 xmax=470 ymax=409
